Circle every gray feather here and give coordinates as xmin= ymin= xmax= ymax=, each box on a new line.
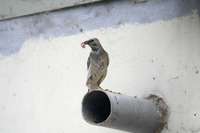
xmin=87 ymin=56 xmax=90 ymax=70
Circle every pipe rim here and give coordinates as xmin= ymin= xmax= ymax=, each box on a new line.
xmin=82 ymin=90 xmax=111 ymax=125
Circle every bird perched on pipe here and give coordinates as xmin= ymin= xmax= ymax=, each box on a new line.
xmin=81 ymin=38 xmax=109 ymax=92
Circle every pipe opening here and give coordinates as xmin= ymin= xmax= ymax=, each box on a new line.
xmin=82 ymin=91 xmax=111 ymax=124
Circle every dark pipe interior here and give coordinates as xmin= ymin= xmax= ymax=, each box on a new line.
xmin=82 ymin=91 xmax=111 ymax=124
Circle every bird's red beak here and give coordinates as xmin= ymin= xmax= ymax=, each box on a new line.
xmin=81 ymin=42 xmax=85 ymax=48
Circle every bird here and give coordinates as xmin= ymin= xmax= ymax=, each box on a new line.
xmin=81 ymin=38 xmax=109 ymax=92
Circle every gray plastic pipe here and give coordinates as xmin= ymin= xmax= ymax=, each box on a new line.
xmin=82 ymin=90 xmax=168 ymax=133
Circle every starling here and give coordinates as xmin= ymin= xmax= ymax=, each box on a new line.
xmin=81 ymin=38 xmax=109 ymax=92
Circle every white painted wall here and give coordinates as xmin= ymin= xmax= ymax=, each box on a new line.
xmin=0 ymin=10 xmax=200 ymax=133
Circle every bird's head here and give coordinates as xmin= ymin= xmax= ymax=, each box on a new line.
xmin=81 ymin=38 xmax=102 ymax=51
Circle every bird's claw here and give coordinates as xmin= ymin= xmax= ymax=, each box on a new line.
xmin=98 ymin=86 xmax=103 ymax=90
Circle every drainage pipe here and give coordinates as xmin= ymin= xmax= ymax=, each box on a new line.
xmin=82 ymin=90 xmax=168 ymax=133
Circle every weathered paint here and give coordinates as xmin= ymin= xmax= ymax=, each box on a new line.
xmin=0 ymin=0 xmax=199 ymax=56
xmin=0 ymin=0 xmax=200 ymax=132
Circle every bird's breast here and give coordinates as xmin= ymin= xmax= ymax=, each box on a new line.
xmin=89 ymin=60 xmax=105 ymax=71
xmin=89 ymin=51 xmax=108 ymax=71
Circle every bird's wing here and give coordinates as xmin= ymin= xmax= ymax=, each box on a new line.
xmin=104 ymin=51 xmax=109 ymax=66
xmin=87 ymin=56 xmax=90 ymax=70
xmin=107 ymin=53 xmax=109 ymax=66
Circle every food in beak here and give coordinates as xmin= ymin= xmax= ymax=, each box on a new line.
xmin=81 ymin=42 xmax=85 ymax=48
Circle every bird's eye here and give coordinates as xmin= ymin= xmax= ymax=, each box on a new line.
xmin=90 ymin=39 xmax=94 ymax=43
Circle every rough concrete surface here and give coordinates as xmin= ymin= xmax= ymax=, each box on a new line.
xmin=0 ymin=9 xmax=200 ymax=132
xmin=0 ymin=0 xmax=200 ymax=133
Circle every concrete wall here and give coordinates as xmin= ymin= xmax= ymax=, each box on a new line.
xmin=0 ymin=0 xmax=101 ymax=20
xmin=0 ymin=0 xmax=200 ymax=133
